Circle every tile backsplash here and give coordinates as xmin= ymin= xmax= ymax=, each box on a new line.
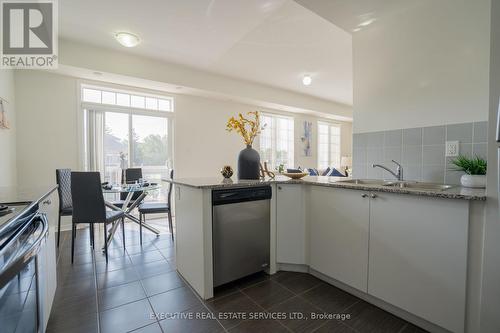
xmin=352 ymin=121 xmax=488 ymax=184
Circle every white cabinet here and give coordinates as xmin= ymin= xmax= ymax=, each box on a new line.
xmin=309 ymin=187 xmax=370 ymax=292
xmin=276 ymin=184 xmax=306 ymax=265
xmin=368 ymin=193 xmax=468 ymax=333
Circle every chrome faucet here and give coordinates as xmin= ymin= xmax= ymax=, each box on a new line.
xmin=372 ymin=160 xmax=403 ymax=181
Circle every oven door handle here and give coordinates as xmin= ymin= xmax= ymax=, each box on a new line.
xmin=0 ymin=214 xmax=48 ymax=289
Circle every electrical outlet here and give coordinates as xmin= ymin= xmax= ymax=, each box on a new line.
xmin=446 ymin=141 xmax=459 ymax=157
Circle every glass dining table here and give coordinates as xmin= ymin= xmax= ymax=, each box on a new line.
xmin=102 ymin=183 xmax=161 ymax=248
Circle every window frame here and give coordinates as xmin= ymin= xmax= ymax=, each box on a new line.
xmin=81 ymin=84 xmax=174 ymax=112
xmin=317 ymin=121 xmax=342 ymax=170
xmin=77 ymin=81 xmax=175 ymax=172
xmin=259 ymin=112 xmax=295 ymax=169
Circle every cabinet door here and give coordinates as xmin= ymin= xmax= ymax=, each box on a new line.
xmin=369 ymin=193 xmax=468 ymax=333
xmin=309 ymin=187 xmax=370 ymax=292
xmin=276 ymin=184 xmax=306 ymax=265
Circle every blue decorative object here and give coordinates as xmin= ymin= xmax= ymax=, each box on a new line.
xmin=328 ymin=168 xmax=347 ymax=177
xmin=301 ymin=121 xmax=312 ymax=157
xmin=307 ymin=168 xmax=320 ymax=176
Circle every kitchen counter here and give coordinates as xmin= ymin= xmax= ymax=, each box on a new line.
xmin=166 ymin=176 xmax=486 ymax=201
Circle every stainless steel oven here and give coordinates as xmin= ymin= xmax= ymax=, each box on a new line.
xmin=0 ymin=205 xmax=48 ymax=333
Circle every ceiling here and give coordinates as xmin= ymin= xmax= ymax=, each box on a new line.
xmin=59 ymin=0 xmax=353 ymax=105
xmin=295 ymin=0 xmax=420 ymax=33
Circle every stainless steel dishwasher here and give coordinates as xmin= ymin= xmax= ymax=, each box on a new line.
xmin=212 ymin=186 xmax=271 ymax=287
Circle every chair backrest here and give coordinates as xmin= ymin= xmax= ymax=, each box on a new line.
xmin=120 ymin=168 xmax=143 ymax=200
xmin=167 ymin=169 xmax=174 ymax=207
xmin=71 ymin=172 xmax=106 ymax=223
xmin=56 ymin=168 xmax=72 ymax=212
xmin=121 ymin=168 xmax=143 ymax=183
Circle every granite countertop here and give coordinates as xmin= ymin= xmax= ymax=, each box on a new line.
xmin=165 ymin=176 xmax=487 ymax=201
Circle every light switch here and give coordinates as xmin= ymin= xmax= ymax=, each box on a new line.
xmin=445 ymin=141 xmax=459 ymax=157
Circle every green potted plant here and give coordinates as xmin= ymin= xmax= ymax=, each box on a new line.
xmin=450 ymin=155 xmax=487 ymax=188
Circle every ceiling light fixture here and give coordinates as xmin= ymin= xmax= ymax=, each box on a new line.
xmin=352 ymin=28 xmax=362 ymax=33
xmin=358 ymin=18 xmax=376 ymax=27
xmin=114 ymin=32 xmax=141 ymax=47
xmin=302 ymin=75 xmax=312 ymax=86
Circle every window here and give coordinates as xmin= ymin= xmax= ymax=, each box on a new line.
xmin=259 ymin=114 xmax=294 ymax=169
xmin=318 ymin=122 xmax=341 ymax=170
xmin=82 ymin=85 xmax=173 ymax=112
xmin=81 ymin=84 xmax=173 ymax=201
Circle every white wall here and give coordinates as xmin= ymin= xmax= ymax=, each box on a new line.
xmin=481 ymin=1 xmax=500 ymax=331
xmin=0 ymin=69 xmax=17 ymax=186
xmin=14 ymin=70 xmax=352 ymax=187
xmin=352 ymin=0 xmax=490 ymax=133
xmin=15 ymin=71 xmax=79 ymax=188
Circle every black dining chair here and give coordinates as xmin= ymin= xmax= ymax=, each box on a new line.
xmin=138 ymin=169 xmax=174 ymax=244
xmin=112 ymin=168 xmax=144 ymax=208
xmin=56 ymin=169 xmax=72 ymax=248
xmin=71 ymin=172 xmax=125 ymax=263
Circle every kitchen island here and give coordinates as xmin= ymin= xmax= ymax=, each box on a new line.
xmin=168 ymin=176 xmax=485 ymax=333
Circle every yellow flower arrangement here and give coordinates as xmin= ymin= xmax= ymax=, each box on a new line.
xmin=226 ymin=111 xmax=265 ymax=146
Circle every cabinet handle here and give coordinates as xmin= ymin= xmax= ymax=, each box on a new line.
xmin=278 ymin=186 xmax=282 ymax=190
xmin=361 ymin=193 xmax=368 ymax=198
xmin=370 ymin=194 xmax=377 ymax=199
xmin=42 ymin=199 xmax=51 ymax=205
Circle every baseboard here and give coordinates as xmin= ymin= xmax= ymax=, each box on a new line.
xmin=276 ymin=263 xmax=309 ymax=273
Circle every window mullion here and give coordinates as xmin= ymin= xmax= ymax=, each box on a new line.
xmin=128 ymin=112 xmax=133 ymax=168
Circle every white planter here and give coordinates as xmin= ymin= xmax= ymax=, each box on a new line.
xmin=460 ymin=174 xmax=486 ymax=188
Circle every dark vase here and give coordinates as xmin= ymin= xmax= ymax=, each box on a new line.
xmin=238 ymin=145 xmax=260 ymax=179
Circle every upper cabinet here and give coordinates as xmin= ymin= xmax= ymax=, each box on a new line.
xmin=308 ymin=186 xmax=370 ymax=292
xmin=369 ymin=192 xmax=468 ymax=333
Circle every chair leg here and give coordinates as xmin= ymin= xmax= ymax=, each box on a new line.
xmin=89 ymin=224 xmax=93 ymax=247
xmin=167 ymin=210 xmax=174 ymax=241
xmin=57 ymin=214 xmax=62 ymax=248
xmin=139 ymin=213 xmax=143 ymax=245
xmin=103 ymin=223 xmax=108 ymax=263
xmin=71 ymin=223 xmax=76 ymax=264
xmin=121 ymin=218 xmax=126 ymax=250
xmin=89 ymin=224 xmax=94 ymax=248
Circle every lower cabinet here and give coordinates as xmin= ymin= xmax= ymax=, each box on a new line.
xmin=369 ymin=192 xmax=468 ymax=333
xmin=276 ymin=184 xmax=306 ymax=265
xmin=276 ymin=185 xmax=471 ymax=332
xmin=309 ymin=187 xmax=370 ymax=292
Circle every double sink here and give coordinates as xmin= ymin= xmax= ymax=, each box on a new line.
xmin=338 ymin=179 xmax=454 ymax=191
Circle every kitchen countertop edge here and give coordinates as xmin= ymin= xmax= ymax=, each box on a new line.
xmin=164 ymin=177 xmax=486 ymax=201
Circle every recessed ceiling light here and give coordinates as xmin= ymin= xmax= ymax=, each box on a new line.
xmin=114 ymin=32 xmax=141 ymax=47
xmin=352 ymin=28 xmax=362 ymax=33
xmin=358 ymin=18 xmax=375 ymax=27
xmin=302 ymin=75 xmax=312 ymax=86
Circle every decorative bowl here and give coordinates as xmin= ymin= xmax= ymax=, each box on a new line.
xmin=282 ymin=172 xmax=309 ymax=179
